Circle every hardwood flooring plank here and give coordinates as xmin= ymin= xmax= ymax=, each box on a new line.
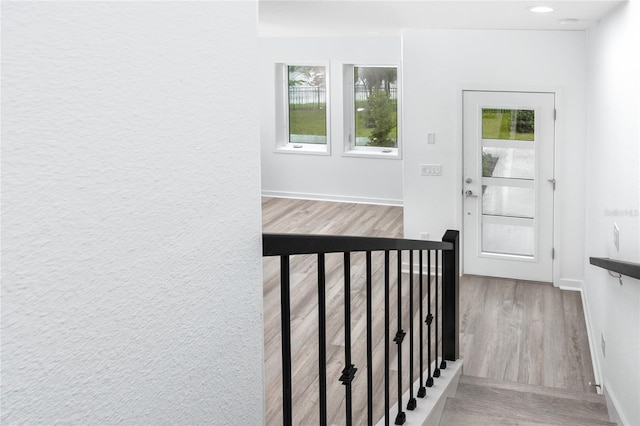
xmin=515 ymin=282 xmax=545 ymax=386
xmin=449 ymin=381 xmax=611 ymax=424
xmin=458 ymin=375 xmax=606 ymax=405
xmin=562 ymin=291 xmax=597 ymax=393
xmin=543 ymin=284 xmax=568 ymax=390
xmin=441 ymin=397 xmax=614 ymax=426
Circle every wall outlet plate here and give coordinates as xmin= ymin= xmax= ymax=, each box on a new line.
xmin=614 ymin=223 xmax=620 ymax=252
xmin=420 ymin=164 xmax=442 ymax=176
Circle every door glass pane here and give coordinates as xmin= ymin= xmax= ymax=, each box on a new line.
xmin=482 ymin=147 xmax=534 ymax=179
xmin=482 ymin=109 xmax=534 ymax=141
xmin=480 ymin=106 xmax=536 ymax=257
xmin=482 ymin=222 xmax=534 ymax=256
xmin=482 ymin=185 xmax=534 ymax=219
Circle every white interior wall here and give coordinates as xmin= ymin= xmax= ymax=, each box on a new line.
xmin=260 ymin=37 xmax=404 ymax=205
xmin=1 ymin=2 xmax=264 ymax=423
xmin=401 ymin=29 xmax=587 ymax=287
xmin=584 ymin=1 xmax=640 ymax=424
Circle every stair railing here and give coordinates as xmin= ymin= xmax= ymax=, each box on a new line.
xmin=262 ymin=230 xmax=460 ymax=426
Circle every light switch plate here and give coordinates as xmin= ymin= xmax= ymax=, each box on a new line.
xmin=614 ymin=223 xmax=620 ymax=251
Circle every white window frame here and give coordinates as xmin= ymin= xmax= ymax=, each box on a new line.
xmin=274 ymin=62 xmax=331 ymax=156
xmin=342 ymin=64 xmax=402 ymax=159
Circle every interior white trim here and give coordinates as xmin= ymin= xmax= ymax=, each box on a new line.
xmin=458 ymin=85 xmax=566 ymax=285
xmin=556 ymin=278 xmax=583 ymax=291
xmin=261 ymin=190 xmax=403 ymax=207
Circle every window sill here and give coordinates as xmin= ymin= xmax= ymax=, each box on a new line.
xmin=275 ymin=143 xmax=330 ymax=156
xmin=342 ymin=147 xmax=401 ymax=159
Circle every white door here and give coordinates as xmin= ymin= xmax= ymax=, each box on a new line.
xmin=463 ymin=91 xmax=555 ymax=282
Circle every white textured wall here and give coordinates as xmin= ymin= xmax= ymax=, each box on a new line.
xmin=584 ymin=2 xmax=640 ymax=424
xmin=1 ymin=2 xmax=264 ymax=424
xmin=402 ymin=29 xmax=587 ymax=288
xmin=260 ymin=37 xmax=403 ymax=205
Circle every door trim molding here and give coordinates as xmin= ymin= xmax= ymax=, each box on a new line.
xmin=457 ymin=86 xmax=560 ymax=284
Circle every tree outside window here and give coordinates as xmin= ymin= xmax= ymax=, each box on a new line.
xmin=354 ymin=66 xmax=397 ymax=148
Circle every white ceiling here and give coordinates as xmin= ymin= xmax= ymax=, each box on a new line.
xmin=258 ymin=0 xmax=625 ymax=37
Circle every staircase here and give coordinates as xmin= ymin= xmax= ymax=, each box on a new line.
xmin=439 ymin=375 xmax=614 ymax=425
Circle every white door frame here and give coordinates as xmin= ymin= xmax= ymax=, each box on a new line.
xmin=455 ymin=86 xmax=560 ymax=285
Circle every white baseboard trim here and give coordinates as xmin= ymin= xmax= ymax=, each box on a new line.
xmin=375 ymin=359 xmax=463 ymax=426
xmin=401 ymin=261 xmax=442 ymax=276
xmin=604 ymin=382 xmax=630 ymax=426
xmin=261 ymin=190 xmax=403 ymax=207
xmin=557 ymin=278 xmax=583 ymax=291
xmin=578 ymin=286 xmax=603 ymax=396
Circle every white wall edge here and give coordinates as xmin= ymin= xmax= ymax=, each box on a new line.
xmin=262 ymin=190 xmax=403 ymax=207
xmin=604 ymin=381 xmax=629 ymax=426
xmin=578 ymin=286 xmax=604 ymax=396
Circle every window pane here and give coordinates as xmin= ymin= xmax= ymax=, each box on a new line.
xmin=482 ymin=147 xmax=534 ymax=179
xmin=354 ymin=66 xmax=397 ymax=148
xmin=482 ymin=222 xmax=534 ymax=256
xmin=288 ymin=66 xmax=326 ymax=144
xmin=482 ymin=185 xmax=534 ymax=218
xmin=482 ymin=109 xmax=534 ymax=141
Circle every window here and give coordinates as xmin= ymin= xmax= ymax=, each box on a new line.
xmin=275 ymin=64 xmax=330 ymax=154
xmin=344 ymin=65 xmax=400 ymax=158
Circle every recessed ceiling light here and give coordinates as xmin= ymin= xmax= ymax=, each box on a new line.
xmin=559 ymin=18 xmax=580 ymax=24
xmin=528 ymin=6 xmax=555 ymax=13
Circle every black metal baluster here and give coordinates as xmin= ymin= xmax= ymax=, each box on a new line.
xmin=426 ymin=250 xmax=434 ymax=388
xmin=340 ymin=252 xmax=357 ymax=426
xmin=417 ymin=250 xmax=426 ymax=398
xmin=433 ymin=251 xmax=440 ymax=378
xmin=280 ymin=255 xmax=293 ymax=426
xmin=318 ymin=253 xmax=327 ymax=426
xmin=394 ymin=251 xmax=406 ymax=425
xmin=407 ymin=251 xmax=416 ymax=411
xmin=384 ymin=250 xmax=390 ymax=426
xmin=366 ymin=251 xmax=373 ymax=426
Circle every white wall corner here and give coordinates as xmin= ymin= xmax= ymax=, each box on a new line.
xmin=604 ymin=382 xmax=630 ymax=426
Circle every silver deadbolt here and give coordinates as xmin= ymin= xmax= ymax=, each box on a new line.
xmin=465 ymin=177 xmax=473 ymax=184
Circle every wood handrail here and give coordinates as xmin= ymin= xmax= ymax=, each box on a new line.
xmin=263 ymin=233 xmax=453 ymax=256
xmin=590 ymin=257 xmax=640 ymax=280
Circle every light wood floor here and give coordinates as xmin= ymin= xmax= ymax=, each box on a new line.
xmin=262 ymin=197 xmax=596 ymax=425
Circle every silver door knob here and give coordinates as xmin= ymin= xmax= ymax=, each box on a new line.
xmin=465 ymin=190 xmax=478 ymax=198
